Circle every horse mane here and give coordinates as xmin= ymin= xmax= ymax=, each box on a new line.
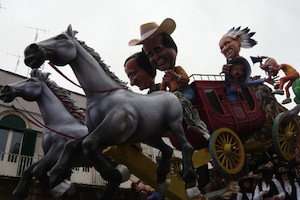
xmin=76 ymin=39 xmax=128 ymax=87
xmin=30 ymin=69 xmax=86 ymax=124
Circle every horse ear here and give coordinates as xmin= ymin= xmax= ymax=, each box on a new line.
xmin=67 ymin=24 xmax=78 ymax=37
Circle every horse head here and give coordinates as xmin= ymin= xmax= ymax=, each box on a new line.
xmin=0 ymin=69 xmax=45 ymax=102
xmin=24 ymin=25 xmax=78 ymax=69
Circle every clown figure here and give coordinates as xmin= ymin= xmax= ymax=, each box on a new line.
xmin=260 ymin=57 xmax=300 ymax=104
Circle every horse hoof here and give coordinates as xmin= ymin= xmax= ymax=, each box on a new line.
xmin=158 ymin=179 xmax=170 ymax=192
xmin=50 ymin=180 xmax=76 ymax=198
xmin=186 ymin=186 xmax=202 ymax=200
xmin=116 ymin=164 xmax=130 ymax=182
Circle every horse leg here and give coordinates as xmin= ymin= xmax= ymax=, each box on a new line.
xmin=82 ymin=107 xmax=135 ymax=199
xmin=49 ymin=136 xmax=87 ymax=189
xmin=12 ymin=162 xmax=39 ymax=200
xmin=145 ymin=138 xmax=173 ymax=192
xmin=169 ymin=121 xmax=200 ymax=199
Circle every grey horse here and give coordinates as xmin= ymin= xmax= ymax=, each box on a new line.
xmin=23 ymin=25 xmax=201 ymax=200
xmin=0 ymin=69 xmax=103 ymax=199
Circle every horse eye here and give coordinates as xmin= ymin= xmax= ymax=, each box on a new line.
xmin=56 ymin=34 xmax=67 ymax=40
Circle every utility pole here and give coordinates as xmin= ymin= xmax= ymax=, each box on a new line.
xmin=24 ymin=26 xmax=50 ymax=74
xmin=6 ymin=53 xmax=23 ymax=73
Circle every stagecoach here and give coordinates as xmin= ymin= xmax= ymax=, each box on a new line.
xmin=169 ymin=74 xmax=300 ymax=175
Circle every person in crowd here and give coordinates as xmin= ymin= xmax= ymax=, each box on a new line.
xmin=269 ymin=154 xmax=285 ymax=180
xmin=253 ymin=165 xmax=285 ymax=200
xmin=124 ymin=51 xmax=160 ymax=93
xmin=237 ymin=175 xmax=255 ymax=200
xmin=260 ymin=57 xmax=300 ymax=104
xmin=221 ymin=56 xmax=274 ymax=102
xmin=277 ymin=166 xmax=300 ymax=200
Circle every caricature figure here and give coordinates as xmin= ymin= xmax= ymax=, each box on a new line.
xmin=222 ymin=56 xmax=273 ymax=102
xmin=219 ymin=26 xmax=257 ymax=60
xmin=260 ymin=57 xmax=300 ymax=104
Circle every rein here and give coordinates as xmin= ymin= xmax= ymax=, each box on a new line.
xmin=48 ymin=62 xmax=127 ymax=93
xmin=12 ymin=99 xmax=76 ymax=139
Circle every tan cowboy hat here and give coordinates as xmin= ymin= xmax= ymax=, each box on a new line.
xmin=128 ymin=18 xmax=176 ymax=46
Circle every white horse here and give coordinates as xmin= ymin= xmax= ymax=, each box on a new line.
xmin=23 ymin=25 xmax=201 ymax=200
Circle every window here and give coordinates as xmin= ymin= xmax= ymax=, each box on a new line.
xmin=0 ymin=114 xmax=36 ymax=162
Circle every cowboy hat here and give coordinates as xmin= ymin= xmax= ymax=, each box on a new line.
xmin=238 ymin=176 xmax=254 ymax=188
xmin=128 ymin=18 xmax=176 ymax=46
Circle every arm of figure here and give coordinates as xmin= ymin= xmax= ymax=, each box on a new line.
xmin=253 ymin=185 xmax=263 ymax=200
xmin=295 ymin=182 xmax=300 ymax=200
xmin=236 ymin=193 xmax=243 ymax=200
xmin=221 ymin=64 xmax=231 ymax=74
xmin=174 ymin=66 xmax=189 ymax=84
xmin=272 ymin=178 xmax=285 ymax=200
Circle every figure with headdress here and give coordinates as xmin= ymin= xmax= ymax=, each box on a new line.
xmin=276 ymin=166 xmax=300 ymax=200
xmin=219 ymin=26 xmax=257 ymax=60
xmin=260 ymin=57 xmax=300 ymax=104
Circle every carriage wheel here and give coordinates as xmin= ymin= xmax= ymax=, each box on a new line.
xmin=169 ymin=157 xmax=183 ymax=180
xmin=209 ymin=128 xmax=245 ymax=174
xmin=272 ymin=113 xmax=300 ymax=161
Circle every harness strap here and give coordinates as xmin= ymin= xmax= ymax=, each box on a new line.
xmin=13 ymin=100 xmax=76 ymax=139
xmin=48 ymin=62 xmax=127 ymax=93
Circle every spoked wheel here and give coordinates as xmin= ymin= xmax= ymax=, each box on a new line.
xmin=169 ymin=157 xmax=183 ymax=180
xmin=273 ymin=112 xmax=300 ymax=161
xmin=209 ymin=128 xmax=245 ymax=174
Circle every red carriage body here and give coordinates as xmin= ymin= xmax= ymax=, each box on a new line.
xmin=169 ymin=74 xmax=266 ymax=150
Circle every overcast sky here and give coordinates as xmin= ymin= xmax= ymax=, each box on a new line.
xmin=0 ymin=0 xmax=299 ymax=110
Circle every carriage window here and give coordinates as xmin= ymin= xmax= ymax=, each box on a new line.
xmin=204 ymin=89 xmax=224 ymax=114
xmin=242 ymin=88 xmax=254 ymax=110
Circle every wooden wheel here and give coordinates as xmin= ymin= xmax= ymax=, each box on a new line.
xmin=209 ymin=128 xmax=245 ymax=174
xmin=272 ymin=113 xmax=300 ymax=161
xmin=169 ymin=157 xmax=183 ymax=180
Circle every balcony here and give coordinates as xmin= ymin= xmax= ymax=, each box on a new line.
xmin=0 ymin=151 xmax=132 ymax=188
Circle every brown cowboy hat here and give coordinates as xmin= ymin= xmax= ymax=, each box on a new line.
xmin=128 ymin=18 xmax=176 ymax=46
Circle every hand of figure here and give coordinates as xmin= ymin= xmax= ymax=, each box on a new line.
xmin=272 ymin=195 xmax=280 ymax=200
xmin=163 ymin=69 xmax=177 ymax=82
xmin=220 ymin=64 xmax=231 ymax=74
xmin=262 ymin=190 xmax=269 ymax=195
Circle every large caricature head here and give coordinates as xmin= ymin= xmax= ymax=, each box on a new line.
xmin=128 ymin=18 xmax=178 ymax=71
xmin=124 ymin=52 xmax=156 ymax=90
xmin=219 ymin=27 xmax=257 ymax=59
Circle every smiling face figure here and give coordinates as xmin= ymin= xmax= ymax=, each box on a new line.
xmin=219 ymin=36 xmax=241 ymax=59
xmin=142 ymin=34 xmax=177 ymax=71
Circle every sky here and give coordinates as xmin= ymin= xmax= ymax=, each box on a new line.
xmin=0 ymin=0 xmax=299 ymax=111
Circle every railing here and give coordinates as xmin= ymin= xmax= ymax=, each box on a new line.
xmin=0 ymin=152 xmax=131 ymax=188
xmin=190 ymin=74 xmax=225 ymax=81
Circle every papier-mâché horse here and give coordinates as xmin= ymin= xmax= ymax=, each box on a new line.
xmin=0 ymin=69 xmax=95 ymax=199
xmin=23 ymin=25 xmax=201 ymax=200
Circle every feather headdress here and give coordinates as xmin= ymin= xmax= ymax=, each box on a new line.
xmin=223 ymin=26 xmax=257 ymax=49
